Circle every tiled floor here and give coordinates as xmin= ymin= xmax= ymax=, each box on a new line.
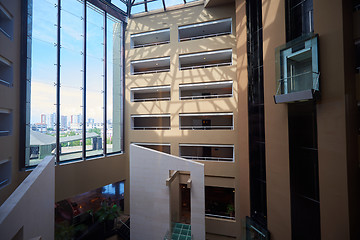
xmin=171 ymin=223 xmax=192 ymax=240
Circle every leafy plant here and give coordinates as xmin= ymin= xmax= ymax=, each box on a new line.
xmin=227 ymin=204 xmax=235 ymax=216
xmin=96 ymin=201 xmax=121 ymax=222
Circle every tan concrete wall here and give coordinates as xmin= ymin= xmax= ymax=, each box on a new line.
xmin=0 ymin=0 xmax=30 ymax=205
xmin=130 ymin=144 xmax=205 ymax=240
xmin=261 ymin=0 xmax=292 ymax=239
xmin=234 ymin=1 xmax=250 ymax=238
xmin=314 ymin=0 xmax=359 ymax=239
xmin=126 ymin=2 xmax=242 ymax=238
xmin=0 ymin=156 xmax=54 ymax=240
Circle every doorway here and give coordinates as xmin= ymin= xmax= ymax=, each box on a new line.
xmin=180 ymin=184 xmax=191 ymax=224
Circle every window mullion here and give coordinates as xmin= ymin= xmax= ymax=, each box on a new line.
xmin=103 ymin=12 xmax=107 ymax=156
xmin=82 ymin=0 xmax=87 ymax=161
xmin=56 ymin=0 xmax=61 ymax=164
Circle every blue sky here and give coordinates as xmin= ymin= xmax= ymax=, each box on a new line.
xmin=31 ymin=0 xmax=120 ymax=124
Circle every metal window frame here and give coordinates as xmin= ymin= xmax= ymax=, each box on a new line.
xmin=21 ymin=0 xmax=126 ymax=169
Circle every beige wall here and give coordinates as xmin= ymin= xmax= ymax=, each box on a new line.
xmin=261 ymin=0 xmax=292 ymax=239
xmin=0 ymin=156 xmax=54 ymax=240
xmin=0 ymin=0 xmax=30 ymax=205
xmin=314 ymin=0 xmax=359 ymax=239
xmin=130 ymin=144 xmax=205 ymax=240
xmin=125 ymin=2 xmax=242 ymax=238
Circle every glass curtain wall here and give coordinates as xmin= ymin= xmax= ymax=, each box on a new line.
xmin=25 ymin=0 xmax=124 ymax=166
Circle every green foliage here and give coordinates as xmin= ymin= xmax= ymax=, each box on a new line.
xmin=95 ymin=201 xmax=121 ymax=222
xmin=55 ymin=222 xmax=86 ymax=240
xmin=227 ymin=204 xmax=235 ymax=216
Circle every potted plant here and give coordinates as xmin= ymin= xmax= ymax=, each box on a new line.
xmin=96 ymin=201 xmax=121 ymax=233
xmin=226 ymin=204 xmax=235 ymax=218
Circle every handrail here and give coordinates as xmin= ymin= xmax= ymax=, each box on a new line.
xmin=181 ymin=155 xmax=233 ymax=162
xmin=132 ymin=97 xmax=170 ymax=102
xmin=205 ymin=213 xmax=235 ymax=220
xmin=180 ymin=62 xmax=231 ymax=71
xmin=133 ymin=40 xmax=170 ymax=48
xmin=132 ymin=126 xmax=170 ymax=130
xmin=0 ymin=79 xmax=11 ymax=87
xmin=276 ymin=71 xmax=320 ymax=95
xmin=180 ymin=126 xmax=233 ymax=130
xmin=180 ymin=93 xmax=232 ymax=100
xmin=133 ymin=68 xmax=170 ymax=75
xmin=179 ymin=31 xmax=231 ymax=42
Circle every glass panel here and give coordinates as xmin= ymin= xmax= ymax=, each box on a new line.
xmin=59 ymin=0 xmax=84 ymax=161
xmin=147 ymin=1 xmax=164 ymax=12
xmin=28 ymin=0 xmax=58 ymax=166
xmin=205 ymin=186 xmax=235 ymax=218
xmin=111 ymin=0 xmax=128 ymax=12
xmin=86 ymin=3 xmax=104 ymax=158
xmin=165 ymin=0 xmax=184 ymax=7
xmin=107 ymin=16 xmax=123 ymax=153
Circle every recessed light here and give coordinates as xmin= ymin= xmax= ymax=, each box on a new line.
xmin=203 ymin=57 xmax=206 ymax=60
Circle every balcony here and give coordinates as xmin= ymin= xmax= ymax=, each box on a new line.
xmin=131 ymin=56 xmax=170 ymax=75
xmin=274 ymin=34 xmax=319 ymax=104
xmin=131 ymin=114 xmax=170 ymax=130
xmin=131 ymin=85 xmax=171 ymax=102
xmin=179 ymin=49 xmax=232 ymax=71
xmin=179 ymin=144 xmax=234 ymax=162
xmin=0 ymin=55 xmax=13 ymax=87
xmin=179 ymin=81 xmax=233 ymax=100
xmin=178 ymin=18 xmax=232 ymax=42
xmin=179 ymin=113 xmax=233 ymax=130
xmin=0 ymin=3 xmax=13 ymax=39
xmin=0 ymin=108 xmax=12 ymax=136
xmin=131 ymin=28 xmax=170 ymax=49
xmin=133 ymin=142 xmax=170 ymax=154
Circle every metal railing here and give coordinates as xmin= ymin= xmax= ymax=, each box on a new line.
xmin=205 ymin=213 xmax=235 ymax=220
xmin=180 ymin=126 xmax=233 ymax=130
xmin=180 ymin=62 xmax=231 ymax=71
xmin=179 ymin=31 xmax=231 ymax=42
xmin=0 ymin=79 xmax=12 ymax=87
xmin=276 ymin=71 xmax=320 ymax=95
xmin=132 ymin=68 xmax=170 ymax=75
xmin=181 ymin=155 xmax=233 ymax=162
xmin=133 ymin=40 xmax=170 ymax=48
xmin=180 ymin=93 xmax=232 ymax=100
xmin=132 ymin=97 xmax=171 ymax=102
xmin=132 ymin=126 xmax=171 ymax=130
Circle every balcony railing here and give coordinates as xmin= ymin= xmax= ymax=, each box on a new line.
xmin=180 ymin=93 xmax=232 ymax=100
xmin=179 ymin=31 xmax=231 ymax=42
xmin=276 ymin=71 xmax=320 ymax=95
xmin=132 ymin=126 xmax=170 ymax=130
xmin=181 ymin=156 xmax=233 ymax=162
xmin=180 ymin=126 xmax=233 ymax=130
xmin=133 ymin=97 xmax=171 ymax=102
xmin=205 ymin=213 xmax=235 ymax=220
xmin=132 ymin=68 xmax=170 ymax=75
xmin=180 ymin=62 xmax=231 ymax=71
xmin=133 ymin=40 xmax=170 ymax=49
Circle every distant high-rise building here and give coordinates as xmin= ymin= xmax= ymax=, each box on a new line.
xmin=40 ymin=114 xmax=46 ymax=124
xmin=60 ymin=116 xmax=67 ymax=130
xmin=47 ymin=113 xmax=56 ymax=130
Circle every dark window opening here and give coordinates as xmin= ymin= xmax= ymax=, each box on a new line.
xmin=288 ymin=102 xmax=320 ymax=240
xmin=205 ymin=186 xmax=235 ymax=219
xmin=286 ymin=0 xmax=314 ymax=41
xmin=246 ymin=0 xmax=267 ymax=228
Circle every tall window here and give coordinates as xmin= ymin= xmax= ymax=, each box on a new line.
xmin=22 ymin=0 xmax=125 ymax=167
xmin=286 ymin=0 xmax=313 ymax=41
